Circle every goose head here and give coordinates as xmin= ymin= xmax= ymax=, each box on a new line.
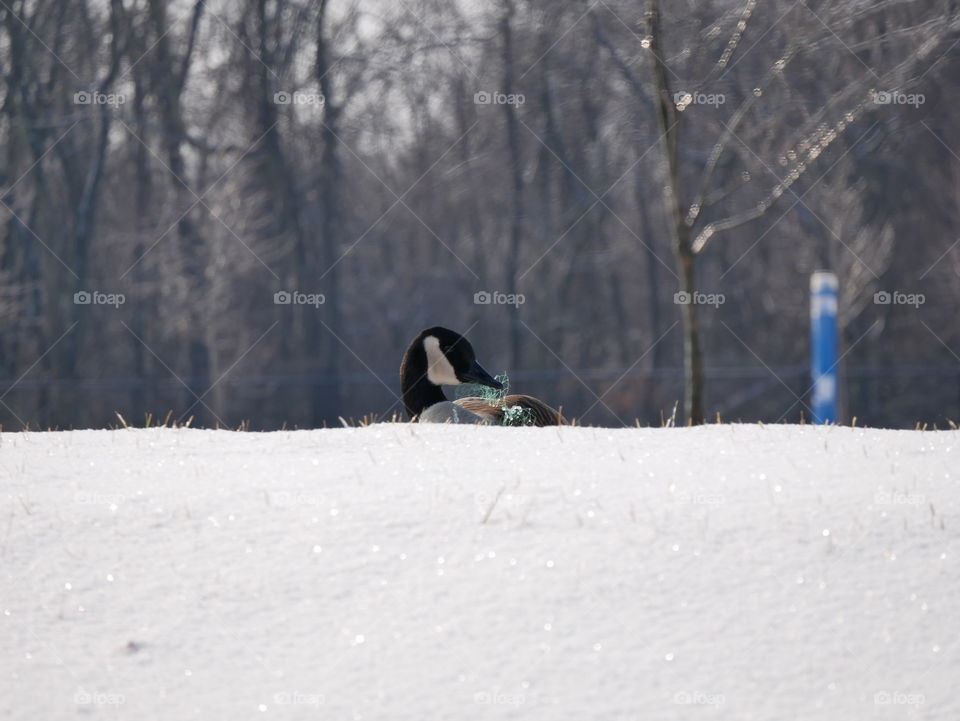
xmin=400 ymin=327 xmax=503 ymax=418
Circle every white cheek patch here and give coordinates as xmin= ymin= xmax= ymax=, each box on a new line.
xmin=423 ymin=335 xmax=461 ymax=386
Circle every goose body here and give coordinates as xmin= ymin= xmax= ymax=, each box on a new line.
xmin=400 ymin=327 xmax=563 ymax=426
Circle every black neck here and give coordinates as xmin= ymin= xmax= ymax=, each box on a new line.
xmin=400 ymin=338 xmax=447 ymax=417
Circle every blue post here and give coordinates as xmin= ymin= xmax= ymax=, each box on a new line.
xmin=810 ymin=271 xmax=839 ymax=424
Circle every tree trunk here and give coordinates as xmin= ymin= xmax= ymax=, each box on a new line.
xmin=500 ymin=0 xmax=523 ymax=369
xmin=148 ymin=0 xmax=209 ymax=420
xmin=678 ymin=244 xmax=704 ymax=424
xmin=316 ymin=0 xmax=342 ymax=426
xmin=131 ymin=52 xmax=153 ymax=419
xmin=646 ymin=0 xmax=704 ymax=424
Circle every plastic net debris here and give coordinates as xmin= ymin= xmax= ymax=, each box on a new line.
xmin=456 ymin=374 xmax=536 ymax=426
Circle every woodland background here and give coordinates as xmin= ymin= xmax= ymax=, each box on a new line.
xmin=1 ymin=0 xmax=959 ymax=429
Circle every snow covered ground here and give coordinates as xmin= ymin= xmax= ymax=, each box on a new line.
xmin=1 ymin=424 xmax=957 ymax=720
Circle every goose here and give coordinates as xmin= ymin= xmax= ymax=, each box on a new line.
xmin=400 ymin=326 xmax=563 ymax=426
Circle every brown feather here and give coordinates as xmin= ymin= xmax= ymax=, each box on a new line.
xmin=454 ymin=394 xmax=563 ymax=426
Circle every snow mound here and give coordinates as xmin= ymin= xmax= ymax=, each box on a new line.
xmin=1 ymin=424 xmax=957 ymax=720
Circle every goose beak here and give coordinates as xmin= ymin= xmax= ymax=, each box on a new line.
xmin=460 ymin=360 xmax=503 ymax=390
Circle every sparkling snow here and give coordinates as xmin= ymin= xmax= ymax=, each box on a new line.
xmin=1 ymin=424 xmax=957 ymax=719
